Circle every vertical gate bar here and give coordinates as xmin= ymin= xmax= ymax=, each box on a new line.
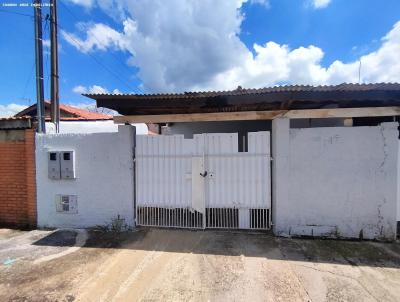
xmin=224 ymin=209 xmax=226 ymax=228
xmin=174 ymin=208 xmax=176 ymax=227
xmin=263 ymin=209 xmax=266 ymax=229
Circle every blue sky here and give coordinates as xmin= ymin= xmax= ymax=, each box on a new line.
xmin=0 ymin=0 xmax=400 ymax=116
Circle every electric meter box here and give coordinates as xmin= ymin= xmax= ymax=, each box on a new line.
xmin=48 ymin=151 xmax=61 ymax=180
xmin=60 ymin=151 xmax=76 ymax=179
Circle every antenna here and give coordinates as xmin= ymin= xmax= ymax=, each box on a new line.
xmin=358 ymin=59 xmax=362 ymax=84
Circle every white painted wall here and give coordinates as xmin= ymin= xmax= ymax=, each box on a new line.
xmin=36 ymin=125 xmax=135 ymax=228
xmin=398 ymin=140 xmax=400 ymax=222
xmin=45 ymin=121 xmax=148 ymax=134
xmin=273 ymin=120 xmax=398 ymax=240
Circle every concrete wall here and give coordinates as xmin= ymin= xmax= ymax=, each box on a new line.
xmin=398 ymin=141 xmax=400 ymax=222
xmin=36 ymin=125 xmax=135 ymax=228
xmin=273 ymin=120 xmax=398 ymax=240
xmin=45 ymin=121 xmax=148 ymax=135
xmin=164 ymin=120 xmax=271 ymax=151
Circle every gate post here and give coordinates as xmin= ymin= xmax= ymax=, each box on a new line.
xmin=271 ymin=118 xmax=290 ymax=235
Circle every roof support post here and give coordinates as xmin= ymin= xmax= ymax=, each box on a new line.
xmin=271 ymin=118 xmax=290 ymax=236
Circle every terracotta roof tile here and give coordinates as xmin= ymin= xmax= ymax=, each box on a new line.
xmin=57 ymin=103 xmax=112 ymax=120
xmin=14 ymin=101 xmax=113 ymax=121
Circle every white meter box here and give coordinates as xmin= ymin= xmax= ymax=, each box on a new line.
xmin=61 ymin=151 xmax=76 ymax=179
xmin=48 ymin=151 xmax=76 ymax=180
xmin=48 ymin=152 xmax=61 ymax=180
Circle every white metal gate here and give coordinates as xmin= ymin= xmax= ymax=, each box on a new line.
xmin=135 ymin=132 xmax=271 ymax=230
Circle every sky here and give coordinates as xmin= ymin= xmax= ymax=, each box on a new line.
xmin=0 ymin=0 xmax=400 ymax=116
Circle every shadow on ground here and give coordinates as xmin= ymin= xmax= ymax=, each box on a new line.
xmin=32 ymin=227 xmax=400 ymax=269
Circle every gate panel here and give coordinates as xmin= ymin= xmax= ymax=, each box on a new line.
xmin=203 ymin=132 xmax=271 ymax=229
xmin=136 ymin=132 xmax=271 ymax=230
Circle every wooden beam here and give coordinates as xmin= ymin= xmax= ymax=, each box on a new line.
xmin=114 ymin=110 xmax=287 ymax=123
xmin=114 ymin=107 xmax=400 ymax=124
xmin=283 ymin=107 xmax=400 ymax=119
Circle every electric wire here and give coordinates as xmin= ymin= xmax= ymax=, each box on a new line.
xmin=0 ymin=8 xmax=139 ymax=94
xmin=58 ymin=0 xmax=141 ymax=93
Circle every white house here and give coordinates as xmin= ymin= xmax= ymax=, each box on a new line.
xmin=34 ymin=84 xmax=400 ymax=240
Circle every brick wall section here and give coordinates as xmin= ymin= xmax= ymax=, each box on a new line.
xmin=0 ymin=129 xmax=36 ymax=228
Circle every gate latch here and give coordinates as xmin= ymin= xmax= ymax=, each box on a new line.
xmin=200 ymin=171 xmax=208 ymax=177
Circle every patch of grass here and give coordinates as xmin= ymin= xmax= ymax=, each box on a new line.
xmin=299 ymin=239 xmax=400 ymax=265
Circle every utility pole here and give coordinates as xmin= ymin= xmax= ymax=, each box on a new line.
xmin=50 ymin=0 xmax=60 ymax=132
xmin=34 ymin=0 xmax=45 ymax=133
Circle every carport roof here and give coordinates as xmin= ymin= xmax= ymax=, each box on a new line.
xmin=84 ymin=83 xmax=400 ymax=116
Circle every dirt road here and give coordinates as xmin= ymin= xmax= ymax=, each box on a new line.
xmin=1 ymin=228 xmax=400 ymax=301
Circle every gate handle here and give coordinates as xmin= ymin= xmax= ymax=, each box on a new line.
xmin=200 ymin=171 xmax=208 ymax=177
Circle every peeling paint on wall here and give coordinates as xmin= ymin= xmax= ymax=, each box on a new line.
xmin=275 ymin=122 xmax=398 ymax=240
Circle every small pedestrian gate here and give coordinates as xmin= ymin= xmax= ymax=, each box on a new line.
xmin=135 ymin=132 xmax=271 ymax=230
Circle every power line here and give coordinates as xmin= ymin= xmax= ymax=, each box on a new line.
xmin=58 ymin=0 xmax=141 ymax=92
xmin=0 ymin=7 xmax=140 ymax=93
xmin=21 ymin=62 xmax=36 ymax=105
xmin=57 ymin=23 xmax=138 ymax=92
xmin=0 ymin=9 xmax=34 ymax=19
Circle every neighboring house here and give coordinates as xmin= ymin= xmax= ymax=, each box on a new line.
xmin=14 ymin=101 xmax=119 ymax=134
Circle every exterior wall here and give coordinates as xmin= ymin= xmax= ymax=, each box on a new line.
xmin=164 ymin=121 xmax=271 ymax=138
xmin=273 ymin=120 xmax=398 ymax=240
xmin=45 ymin=121 xmax=148 ymax=135
xmin=164 ymin=121 xmax=271 ymax=151
xmin=0 ymin=129 xmax=36 ymax=228
xmin=398 ymin=140 xmax=400 ymax=222
xmin=36 ymin=125 xmax=135 ymax=228
xmin=290 ymin=118 xmax=346 ymax=128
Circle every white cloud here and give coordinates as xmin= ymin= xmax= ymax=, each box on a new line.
xmin=63 ymin=1 xmax=400 ymax=92
xmin=43 ymin=39 xmax=51 ymax=48
xmin=65 ymin=0 xmax=94 ymax=8
xmin=312 ymin=0 xmax=331 ymax=9
xmin=72 ymin=85 xmax=87 ymax=94
xmin=0 ymin=103 xmax=28 ymax=117
xmin=247 ymin=0 xmax=270 ymax=8
xmin=61 ymin=23 xmax=125 ymax=53
xmin=72 ymin=85 xmax=109 ymax=94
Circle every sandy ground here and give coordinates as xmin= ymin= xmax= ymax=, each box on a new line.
xmin=1 ymin=228 xmax=400 ymax=302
